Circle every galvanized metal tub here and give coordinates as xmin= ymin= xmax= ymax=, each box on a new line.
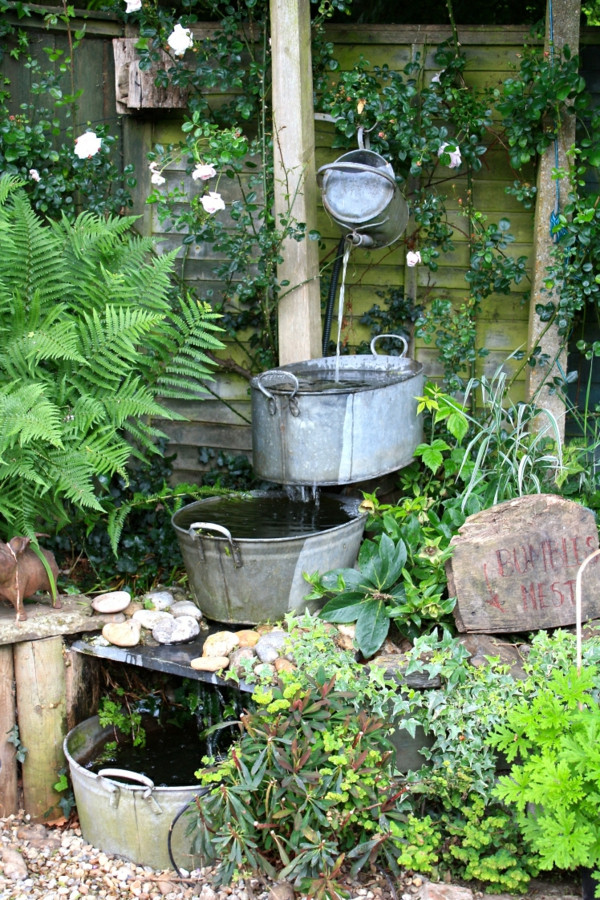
xmin=64 ymin=716 xmax=204 ymax=870
xmin=250 ymin=335 xmax=424 ymax=486
xmin=171 ymin=492 xmax=366 ymax=624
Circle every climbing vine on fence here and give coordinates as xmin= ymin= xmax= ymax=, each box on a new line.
xmin=3 ymin=0 xmax=600 ymax=393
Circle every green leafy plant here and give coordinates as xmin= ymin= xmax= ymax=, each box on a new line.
xmin=53 ymin=768 xmax=76 ymax=819
xmin=189 ymin=672 xmax=408 ymax=894
xmin=50 ymin=440 xmax=223 ymax=592
xmin=0 ymin=175 xmax=223 ymax=542
xmin=490 ymin=665 xmax=600 ymax=880
xmin=98 ymin=689 xmax=147 ymax=751
xmin=0 ymin=24 xmax=134 ymax=220
xmin=305 ymin=534 xmax=411 ymax=658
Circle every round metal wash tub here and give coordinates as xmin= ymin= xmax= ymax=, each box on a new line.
xmin=64 ymin=716 xmax=204 ymax=870
xmin=250 ymin=335 xmax=424 ymax=486
xmin=171 ymin=492 xmax=366 ymax=624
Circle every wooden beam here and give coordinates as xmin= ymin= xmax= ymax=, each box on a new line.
xmin=270 ymin=0 xmax=322 ymax=365
xmin=526 ymin=0 xmax=581 ymax=434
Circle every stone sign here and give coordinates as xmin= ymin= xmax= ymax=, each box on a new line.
xmin=446 ymin=494 xmax=600 ymax=633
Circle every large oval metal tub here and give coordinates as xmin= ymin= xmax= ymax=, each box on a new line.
xmin=171 ymin=492 xmax=366 ymax=624
xmin=64 ymin=716 xmax=204 ymax=870
xmin=250 ymin=336 xmax=424 ymax=486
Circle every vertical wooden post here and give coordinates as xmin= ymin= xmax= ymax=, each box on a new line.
xmin=14 ymin=637 xmax=67 ymax=822
xmin=270 ymin=0 xmax=322 ymax=365
xmin=0 ymin=645 xmax=18 ymax=816
xmin=526 ymin=0 xmax=581 ymax=434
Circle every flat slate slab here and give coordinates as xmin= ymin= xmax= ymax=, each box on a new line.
xmin=0 ymin=594 xmax=124 ymax=645
xmin=70 ymin=625 xmax=254 ymax=692
xmin=446 ymin=494 xmax=600 ymax=633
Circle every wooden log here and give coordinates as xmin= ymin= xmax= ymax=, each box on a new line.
xmin=14 ymin=637 xmax=67 ymax=822
xmin=0 ymin=644 xmax=18 ymax=816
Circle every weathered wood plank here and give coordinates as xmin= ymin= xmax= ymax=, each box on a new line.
xmin=447 ymin=495 xmax=600 ymax=633
xmin=113 ymin=38 xmax=188 ymax=111
xmin=0 ymin=645 xmax=18 ymax=817
xmin=64 ymin=648 xmax=101 ymax=733
xmin=163 ymin=420 xmax=252 ymax=451
xmin=14 ymin=637 xmax=67 ymax=822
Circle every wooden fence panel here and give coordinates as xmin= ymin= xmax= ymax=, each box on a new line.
xmin=4 ymin=18 xmax=600 ymax=482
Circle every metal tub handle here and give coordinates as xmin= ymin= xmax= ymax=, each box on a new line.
xmin=370 ymin=333 xmax=408 ymax=358
xmin=188 ymin=521 xmax=243 ymax=568
xmin=97 ymin=768 xmax=160 ymax=811
xmin=255 ymin=370 xmax=300 ymax=416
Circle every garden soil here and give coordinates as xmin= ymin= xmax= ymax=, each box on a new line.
xmin=0 ymin=811 xmax=582 ymax=900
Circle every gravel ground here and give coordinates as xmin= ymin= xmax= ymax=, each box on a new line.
xmin=0 ymin=811 xmax=583 ymax=900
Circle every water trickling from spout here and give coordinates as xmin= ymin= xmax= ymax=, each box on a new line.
xmin=334 ymin=241 xmax=353 ymax=383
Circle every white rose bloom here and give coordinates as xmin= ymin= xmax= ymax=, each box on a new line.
xmin=74 ymin=131 xmax=102 ymax=159
xmin=125 ymin=0 xmax=142 ymax=11
xmin=192 ymin=163 xmax=217 ymax=181
xmin=29 ymin=168 xmax=41 ymax=182
xmin=438 ymin=142 xmax=462 ymax=169
xmin=406 ymin=250 xmax=422 ymax=267
xmin=151 ymin=171 xmax=166 ymax=186
xmin=167 ymin=23 xmax=193 ymax=58
xmin=201 ymin=191 xmax=225 ymax=214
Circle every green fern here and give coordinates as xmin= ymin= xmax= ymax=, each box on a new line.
xmin=0 ymin=175 xmax=224 ymax=541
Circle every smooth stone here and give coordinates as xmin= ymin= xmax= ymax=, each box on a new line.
xmin=170 ymin=600 xmax=203 ymax=620
xmin=274 ymin=657 xmax=296 ymax=673
xmin=253 ymin=662 xmax=275 ymax=680
xmin=123 ymin=600 xmax=144 ymax=617
xmin=337 ymin=623 xmax=356 ymax=638
xmin=255 ymin=630 xmax=287 ymax=664
xmin=152 ymin=615 xmax=199 ymax=644
xmin=229 ymin=646 xmax=256 ymax=676
xmin=142 ymin=589 xmax=174 ymax=610
xmin=335 ymin=632 xmax=355 ymax=652
xmin=203 ymin=630 xmax=240 ymax=658
xmin=102 ymin=620 xmax=141 ymax=648
xmin=190 ymin=655 xmax=230 ymax=672
xmin=235 ymin=628 xmax=260 ymax=648
xmin=132 ymin=609 xmax=173 ymax=629
xmin=1 ymin=846 xmax=28 ymax=880
xmin=92 ymin=590 xmax=132 ymax=614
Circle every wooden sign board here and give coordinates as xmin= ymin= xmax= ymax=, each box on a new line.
xmin=446 ymin=494 xmax=600 ymax=633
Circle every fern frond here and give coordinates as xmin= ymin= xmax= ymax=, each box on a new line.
xmin=105 ymin=376 xmax=178 ymax=427
xmin=0 ymin=383 xmax=64 ymax=450
xmin=0 ymin=174 xmax=25 ymax=205
xmin=0 ymin=480 xmax=58 ymax=538
xmin=46 ymin=448 xmax=107 ymax=511
xmin=73 ymin=307 xmax=166 ymax=391
xmin=157 ymin=297 xmax=224 ymax=398
xmin=0 ymin=192 xmax=69 ymax=307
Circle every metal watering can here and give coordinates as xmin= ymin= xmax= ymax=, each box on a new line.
xmin=317 ymin=129 xmax=409 ymax=249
